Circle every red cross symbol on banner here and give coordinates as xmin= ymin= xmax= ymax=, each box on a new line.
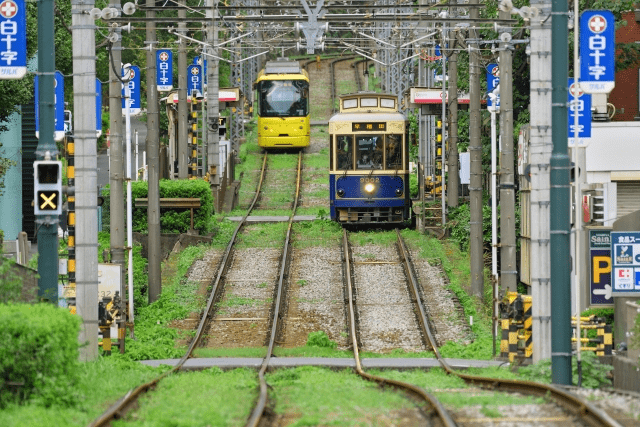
xmin=0 ymin=0 xmax=18 ymax=19
xmin=191 ymin=67 xmax=200 ymax=75
xmin=129 ymin=69 xmax=136 ymax=79
xmin=569 ymin=82 xmax=583 ymax=97
xmin=492 ymin=66 xmax=500 ymax=78
xmin=588 ymin=15 xmax=607 ymax=33
xmin=159 ymin=52 xmax=169 ymax=61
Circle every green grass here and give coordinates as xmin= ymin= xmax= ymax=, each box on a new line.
xmin=236 ymin=223 xmax=288 ymax=248
xmin=0 ymin=358 xmax=167 ymax=427
xmin=267 ymin=367 xmax=421 ymax=426
xmin=296 ymin=207 xmax=330 ymax=218
xmin=292 ymin=220 xmax=342 ymax=247
xmin=219 ymin=296 xmax=264 ymax=308
xmin=304 ymin=152 xmax=329 ymax=169
xmin=112 ymin=368 xmax=257 ymax=427
xmin=349 ymin=230 xmax=398 ymax=247
xmin=209 ymin=216 xmax=240 ymax=249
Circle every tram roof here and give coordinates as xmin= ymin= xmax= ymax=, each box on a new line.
xmin=264 ymin=59 xmax=302 ymax=74
xmin=329 ymin=111 xmax=406 ymax=123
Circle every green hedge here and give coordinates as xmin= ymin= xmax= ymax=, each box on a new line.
xmin=0 ymin=304 xmax=81 ymax=408
xmin=102 ymin=179 xmax=215 ymax=234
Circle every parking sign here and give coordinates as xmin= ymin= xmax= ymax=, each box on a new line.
xmin=580 ymin=10 xmax=615 ymax=94
xmin=0 ymin=0 xmax=27 ymax=79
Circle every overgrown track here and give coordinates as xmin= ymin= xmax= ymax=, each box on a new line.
xmin=342 ymin=229 xmax=457 ymax=427
xmin=246 ymin=152 xmax=303 ymax=427
xmin=393 ymin=230 xmax=622 ymax=427
xmin=330 ymin=56 xmax=357 ymax=114
xmin=87 ymin=153 xmax=271 ymax=427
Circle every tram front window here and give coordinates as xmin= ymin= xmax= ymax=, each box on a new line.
xmin=259 ymin=80 xmax=309 ymax=117
xmin=356 ymin=136 xmax=383 ymax=170
xmin=336 ymin=135 xmax=353 ymax=170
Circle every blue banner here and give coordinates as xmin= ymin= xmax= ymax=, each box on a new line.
xmin=589 ymin=229 xmax=613 ymax=306
xmin=35 ymin=70 xmax=65 ymax=141
xmin=486 ymin=63 xmax=500 ymax=110
xmin=96 ymin=78 xmax=102 ymax=137
xmin=187 ymin=64 xmax=202 ymax=97
xmin=122 ymin=65 xmax=141 ymax=115
xmin=0 ymin=0 xmax=27 ymax=79
xmin=580 ymin=10 xmax=615 ymax=94
xmin=611 ymin=232 xmax=640 ymax=297
xmin=568 ymin=78 xmax=591 ymax=147
xmin=156 ymin=49 xmax=172 ymax=92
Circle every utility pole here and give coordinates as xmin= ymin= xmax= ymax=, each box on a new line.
xmin=499 ymin=9 xmax=517 ymax=292
xmin=36 ymin=0 xmax=58 ymax=302
xmin=72 ymin=0 xmax=99 ymax=360
xmin=550 ymin=0 xmax=572 ymax=385
xmin=146 ymin=0 xmax=161 ymax=302
xmin=178 ymin=3 xmax=188 ymax=179
xmin=206 ymin=0 xmax=221 ymax=209
xmin=529 ymin=0 xmax=552 ymax=364
xmin=108 ymin=0 xmax=125 ymax=295
xmin=447 ymin=11 xmax=459 ymax=208
xmin=469 ymin=0 xmax=484 ymax=298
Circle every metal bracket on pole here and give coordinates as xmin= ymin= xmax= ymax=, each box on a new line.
xmin=297 ymin=0 xmax=327 ymax=54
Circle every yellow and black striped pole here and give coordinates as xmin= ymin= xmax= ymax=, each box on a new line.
xmin=66 ymin=137 xmax=76 ymax=314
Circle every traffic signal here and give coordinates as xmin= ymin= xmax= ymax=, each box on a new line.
xmin=34 ymin=160 xmax=63 ymax=216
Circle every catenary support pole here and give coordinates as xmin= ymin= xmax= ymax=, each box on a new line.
xmin=72 ymin=0 xmax=99 ymax=360
xmin=499 ymin=9 xmax=517 ymax=292
xmin=36 ymin=0 xmax=58 ymax=302
xmin=206 ymin=0 xmax=221 ymax=208
xmin=529 ymin=0 xmax=553 ymax=364
xmin=178 ymin=3 xmax=188 ymax=179
xmin=447 ymin=17 xmax=459 ymax=209
xmin=108 ymin=0 xmax=126 ymax=301
xmin=146 ymin=0 xmax=162 ymax=302
xmin=550 ymin=0 xmax=572 ymax=385
xmin=469 ymin=0 xmax=484 ymax=298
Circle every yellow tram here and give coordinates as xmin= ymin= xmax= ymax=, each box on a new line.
xmin=254 ymin=58 xmax=310 ymax=149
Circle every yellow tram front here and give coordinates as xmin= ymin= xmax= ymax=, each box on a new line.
xmin=329 ymin=93 xmax=411 ymax=224
xmin=255 ymin=59 xmax=310 ymax=148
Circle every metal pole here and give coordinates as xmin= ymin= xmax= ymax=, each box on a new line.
xmin=178 ymin=3 xmax=188 ymax=179
xmin=469 ymin=0 xmax=484 ymax=298
xmin=572 ymin=0 xmax=582 ymax=386
xmin=125 ymin=86 xmax=134 ymax=324
xmin=447 ymin=19 xmax=459 ymax=208
xmin=108 ymin=0 xmax=125 ymax=287
xmin=36 ymin=0 xmax=58 ymax=302
xmin=441 ymin=27 xmax=446 ymax=227
xmin=135 ymin=129 xmax=139 ymax=181
xmin=499 ymin=9 xmax=517 ymax=292
xmin=146 ymin=0 xmax=162 ymax=303
xmin=551 ymin=0 xmax=572 ymax=385
xmin=491 ymin=103 xmax=498 ymax=356
xmin=207 ymin=0 xmax=221 ymax=207
xmin=72 ymin=0 xmax=98 ymax=360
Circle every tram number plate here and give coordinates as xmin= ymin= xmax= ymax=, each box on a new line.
xmin=352 ymin=122 xmax=386 ymax=131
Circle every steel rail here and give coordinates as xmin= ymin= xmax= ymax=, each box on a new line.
xmin=330 ymin=56 xmax=358 ymax=115
xmin=394 ymin=230 xmax=622 ymax=427
xmin=88 ymin=153 xmax=270 ymax=427
xmin=352 ymin=59 xmax=364 ymax=92
xmin=342 ymin=229 xmax=458 ymax=427
xmin=246 ymin=151 xmax=303 ymax=427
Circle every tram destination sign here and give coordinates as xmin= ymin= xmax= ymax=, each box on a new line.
xmin=352 ymin=122 xmax=386 ymax=132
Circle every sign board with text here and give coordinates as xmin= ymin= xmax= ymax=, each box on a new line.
xmin=610 ymin=231 xmax=640 ymax=297
xmin=589 ymin=229 xmax=613 ymax=306
xmin=580 ymin=10 xmax=615 ymax=94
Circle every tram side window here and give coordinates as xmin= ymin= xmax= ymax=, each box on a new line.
xmin=385 ymin=134 xmax=402 ymax=169
xmin=336 ymin=135 xmax=353 ymax=170
xmin=356 ymin=136 xmax=382 ymax=170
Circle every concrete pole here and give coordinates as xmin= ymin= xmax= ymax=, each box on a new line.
xmin=146 ymin=0 xmax=161 ymax=303
xmin=108 ymin=0 xmax=125 ymax=292
xmin=499 ymin=10 xmax=517 ymax=292
xmin=447 ymin=25 xmax=459 ymax=208
xmin=72 ymin=0 xmax=98 ymax=360
xmin=177 ymin=4 xmax=188 ymax=179
xmin=529 ymin=0 xmax=552 ymax=364
xmin=469 ymin=1 xmax=484 ymax=298
xmin=36 ymin=0 xmax=58 ymax=302
xmin=207 ymin=0 xmax=221 ymax=206
xmin=550 ymin=0 xmax=572 ymax=385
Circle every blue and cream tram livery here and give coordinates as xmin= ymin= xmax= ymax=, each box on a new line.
xmin=255 ymin=58 xmax=310 ymax=149
xmin=329 ymin=93 xmax=411 ymax=224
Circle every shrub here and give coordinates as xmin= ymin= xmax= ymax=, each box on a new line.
xmin=306 ymin=331 xmax=337 ymax=349
xmin=517 ymin=351 xmax=612 ymax=388
xmin=0 ymin=304 xmax=81 ymax=407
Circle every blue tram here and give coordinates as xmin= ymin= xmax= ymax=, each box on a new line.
xmin=329 ymin=93 xmax=411 ymax=224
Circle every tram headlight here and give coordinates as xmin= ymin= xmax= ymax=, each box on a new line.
xmin=395 ymin=188 xmax=403 ymax=197
xmin=336 ymin=188 xmax=345 ymax=197
xmin=364 ymin=182 xmax=376 ymax=194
